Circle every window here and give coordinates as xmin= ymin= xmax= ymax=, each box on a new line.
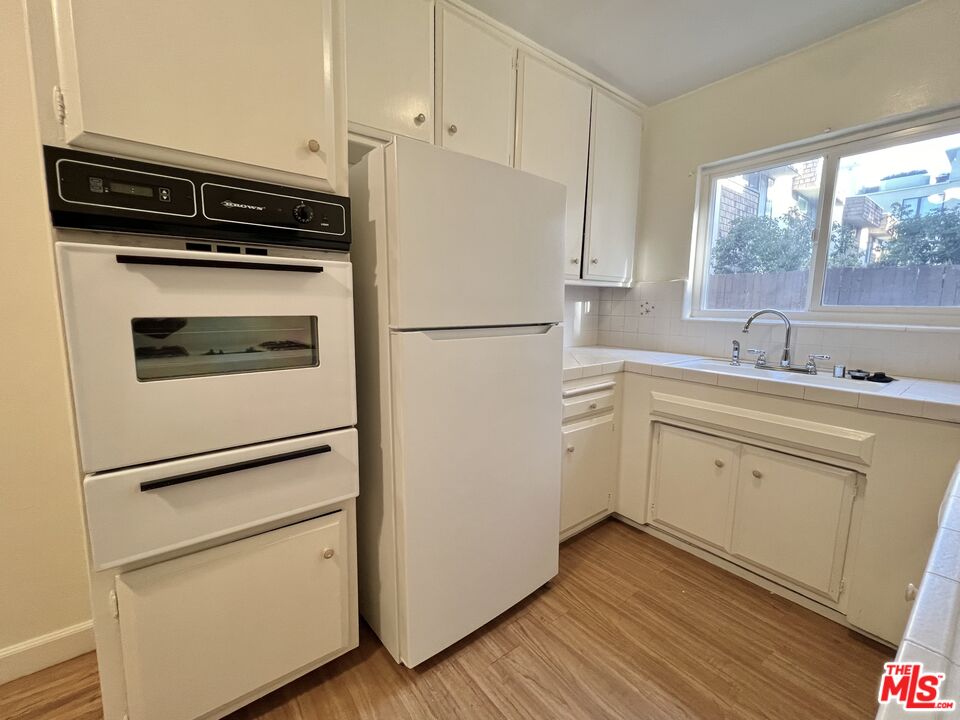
xmin=132 ymin=316 xmax=318 ymax=381
xmin=693 ymin=117 xmax=960 ymax=323
xmin=704 ymin=158 xmax=823 ymax=311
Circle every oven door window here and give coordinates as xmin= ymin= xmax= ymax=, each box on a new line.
xmin=131 ymin=316 xmax=318 ymax=381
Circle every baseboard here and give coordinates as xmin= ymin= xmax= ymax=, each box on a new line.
xmin=0 ymin=620 xmax=95 ymax=686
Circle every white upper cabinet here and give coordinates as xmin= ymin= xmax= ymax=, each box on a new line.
xmin=437 ymin=6 xmax=516 ymax=166
xmin=517 ymin=54 xmax=592 ymax=279
xmin=346 ymin=0 xmax=434 ymax=142
xmin=583 ymin=89 xmax=643 ymax=283
xmin=52 ymin=0 xmax=347 ymax=193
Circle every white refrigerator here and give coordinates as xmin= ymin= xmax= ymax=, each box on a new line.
xmin=350 ymin=137 xmax=565 ymax=667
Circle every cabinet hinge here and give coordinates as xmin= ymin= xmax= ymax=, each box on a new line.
xmin=839 ymin=578 xmax=847 ymax=595
xmin=108 ymin=589 xmax=119 ymax=620
xmin=53 ymin=85 xmax=66 ymax=125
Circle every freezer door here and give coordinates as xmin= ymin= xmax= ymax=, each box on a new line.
xmin=387 ymin=137 xmax=564 ymax=329
xmin=391 ymin=324 xmax=562 ymax=665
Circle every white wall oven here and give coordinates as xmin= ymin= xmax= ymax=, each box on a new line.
xmin=46 ymin=146 xmax=356 ymax=474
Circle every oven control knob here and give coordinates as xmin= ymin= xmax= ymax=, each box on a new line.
xmin=292 ymin=203 xmax=314 ymax=224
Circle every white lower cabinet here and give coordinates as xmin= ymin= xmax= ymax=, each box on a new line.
xmin=651 ymin=426 xmax=736 ymax=549
xmin=561 ymin=413 xmax=617 ymax=536
xmin=730 ymin=447 xmax=857 ymax=601
xmin=116 ymin=512 xmax=351 ymax=720
xmin=651 ymin=424 xmax=859 ymax=605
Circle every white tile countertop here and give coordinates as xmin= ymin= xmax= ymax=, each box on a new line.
xmin=876 ymin=463 xmax=960 ymax=719
xmin=563 ymin=346 xmax=960 ymax=425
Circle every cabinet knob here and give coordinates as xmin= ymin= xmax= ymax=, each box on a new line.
xmin=570 ymin=258 xmax=580 ymax=265
xmin=905 ymin=582 xmax=918 ymax=601
xmin=306 ymin=138 xmax=321 ymax=153
xmin=591 ymin=258 xmax=599 ymax=264
xmin=588 ymin=402 xmax=598 ymax=409
xmin=322 ymin=547 xmax=335 ymax=560
xmin=714 ymin=459 xmax=725 ymax=468
xmin=566 ymin=446 xmax=575 ymax=453
xmin=448 ymin=124 xmax=458 ymax=135
xmin=414 ymin=113 xmax=427 ymax=125
xmin=752 ymin=469 xmax=763 ymax=479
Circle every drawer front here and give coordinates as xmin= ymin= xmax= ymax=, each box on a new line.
xmin=84 ymin=429 xmax=358 ymax=570
xmin=563 ymin=389 xmax=615 ymax=422
xmin=117 ymin=512 xmax=350 ymax=720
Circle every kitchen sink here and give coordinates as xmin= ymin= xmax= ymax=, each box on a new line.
xmin=672 ymin=358 xmax=901 ymax=394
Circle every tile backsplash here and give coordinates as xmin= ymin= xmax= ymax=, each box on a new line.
xmin=594 ymin=280 xmax=960 ymax=382
xmin=563 ymin=286 xmax=599 ymax=347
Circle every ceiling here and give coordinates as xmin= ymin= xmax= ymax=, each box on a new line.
xmin=463 ymin=0 xmax=922 ymax=105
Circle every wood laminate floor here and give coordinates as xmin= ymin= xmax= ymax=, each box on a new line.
xmin=0 ymin=520 xmax=891 ymax=720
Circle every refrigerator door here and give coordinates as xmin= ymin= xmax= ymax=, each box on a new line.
xmin=390 ymin=323 xmax=562 ymax=666
xmin=386 ymin=137 xmax=564 ymax=329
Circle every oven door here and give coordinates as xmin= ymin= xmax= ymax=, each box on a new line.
xmin=57 ymin=242 xmax=356 ymax=472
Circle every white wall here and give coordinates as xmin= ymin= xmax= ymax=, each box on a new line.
xmin=0 ymin=0 xmax=92 ymax=684
xmin=638 ymin=0 xmax=960 ymax=282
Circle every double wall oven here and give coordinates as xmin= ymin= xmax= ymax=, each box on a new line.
xmin=47 ymin=145 xmax=358 ymax=569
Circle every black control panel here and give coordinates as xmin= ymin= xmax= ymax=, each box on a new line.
xmin=44 ymin=146 xmax=350 ymax=252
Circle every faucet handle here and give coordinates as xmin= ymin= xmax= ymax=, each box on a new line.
xmin=805 ymin=353 xmax=831 ymax=375
xmin=747 ymin=348 xmax=767 ymax=367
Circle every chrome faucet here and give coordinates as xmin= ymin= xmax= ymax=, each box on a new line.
xmin=742 ymin=309 xmax=793 ymax=369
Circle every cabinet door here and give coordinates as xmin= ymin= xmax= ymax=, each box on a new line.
xmin=346 ymin=0 xmax=434 ymax=141
xmin=652 ymin=426 xmax=736 ymax=549
xmin=53 ymin=0 xmax=345 ymax=192
xmin=583 ymin=90 xmax=642 ymax=282
xmin=116 ymin=512 xmax=351 ymax=720
xmin=438 ymin=7 xmax=516 ymax=166
xmin=517 ymin=54 xmax=592 ymax=279
xmin=561 ymin=414 xmax=616 ymax=534
xmin=731 ymin=448 xmax=857 ymax=600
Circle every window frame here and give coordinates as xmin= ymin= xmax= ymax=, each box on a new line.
xmin=689 ymin=110 xmax=960 ymax=328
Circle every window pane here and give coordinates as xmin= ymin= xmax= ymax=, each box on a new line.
xmin=132 ymin=316 xmax=318 ymax=381
xmin=704 ymin=158 xmax=823 ymax=311
xmin=824 ymin=131 xmax=960 ymax=307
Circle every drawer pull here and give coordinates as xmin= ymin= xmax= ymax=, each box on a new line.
xmin=752 ymin=469 xmax=763 ymax=479
xmin=563 ymin=381 xmax=615 ymax=399
xmin=322 ymin=548 xmax=336 ymax=560
xmin=139 ymin=444 xmax=332 ymax=492
xmin=566 ymin=446 xmax=576 ymax=453
xmin=588 ymin=402 xmax=598 ymax=409
xmin=714 ymin=459 xmax=725 ymax=468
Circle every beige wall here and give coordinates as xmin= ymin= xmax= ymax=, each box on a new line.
xmin=638 ymin=0 xmax=960 ymax=282
xmin=0 ymin=0 xmax=91 ymax=682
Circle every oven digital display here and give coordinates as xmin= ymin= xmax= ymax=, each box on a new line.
xmin=108 ymin=180 xmax=155 ymax=198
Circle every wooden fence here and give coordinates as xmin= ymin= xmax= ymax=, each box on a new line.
xmin=707 ymin=265 xmax=960 ymax=309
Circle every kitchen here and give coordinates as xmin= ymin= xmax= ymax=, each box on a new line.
xmin=2 ymin=1 xmax=960 ymax=719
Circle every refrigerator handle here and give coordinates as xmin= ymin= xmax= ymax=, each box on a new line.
xmin=417 ymin=323 xmax=559 ymax=341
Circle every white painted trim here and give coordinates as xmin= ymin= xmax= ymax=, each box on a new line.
xmin=649 ymin=392 xmax=876 ymax=465
xmin=0 ymin=620 xmax=95 ymax=685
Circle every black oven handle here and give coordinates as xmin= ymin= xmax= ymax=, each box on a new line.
xmin=117 ymin=254 xmax=324 ymax=274
xmin=139 ymin=444 xmax=333 ymax=492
